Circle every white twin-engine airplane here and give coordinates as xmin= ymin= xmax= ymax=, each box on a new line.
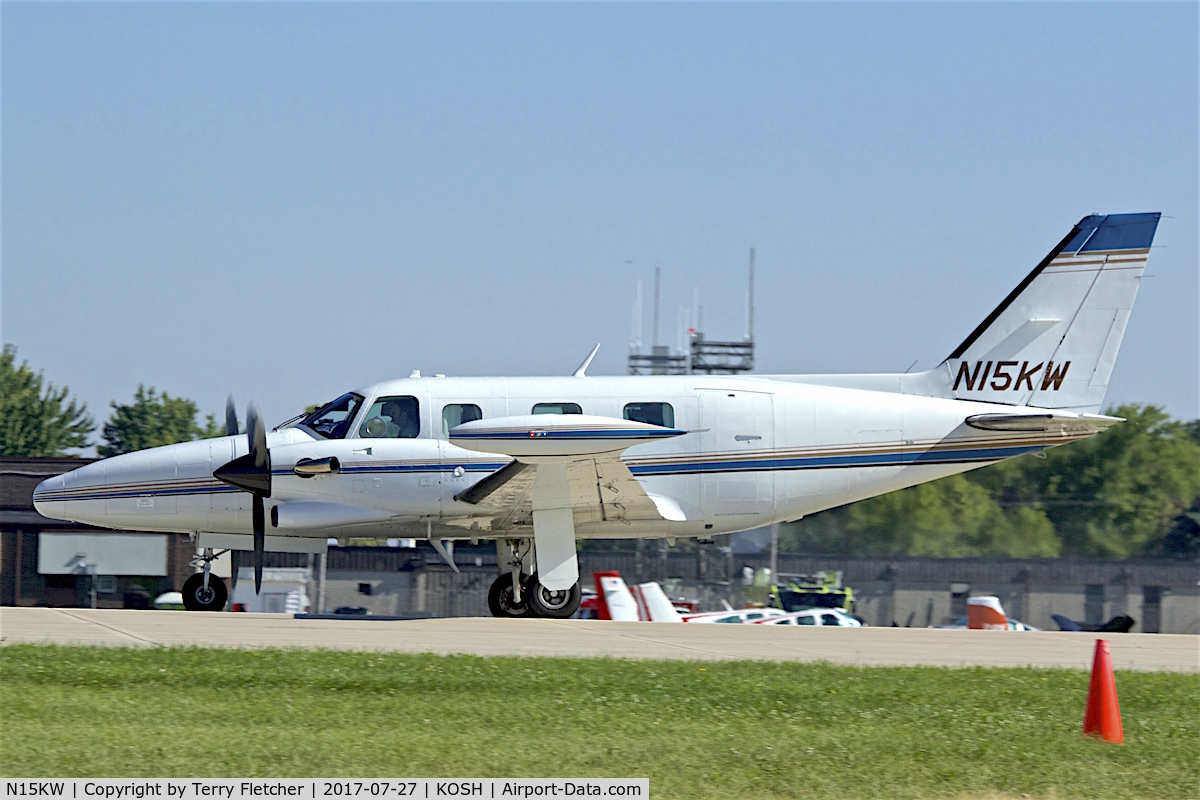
xmin=35 ymin=213 xmax=1160 ymax=618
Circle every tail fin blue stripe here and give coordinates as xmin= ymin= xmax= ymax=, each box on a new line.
xmin=1061 ymin=212 xmax=1160 ymax=253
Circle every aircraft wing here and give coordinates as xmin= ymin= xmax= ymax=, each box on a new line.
xmin=449 ymin=414 xmax=692 ymax=529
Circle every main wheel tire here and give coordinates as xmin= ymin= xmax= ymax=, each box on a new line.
xmin=526 ymin=572 xmax=582 ymax=619
xmin=487 ymin=573 xmax=529 ymax=618
xmin=181 ymin=573 xmax=228 ymax=612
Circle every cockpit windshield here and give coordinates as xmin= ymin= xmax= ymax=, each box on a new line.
xmin=300 ymin=393 xmax=364 ymax=440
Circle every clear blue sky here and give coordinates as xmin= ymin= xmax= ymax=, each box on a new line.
xmin=3 ymin=2 xmax=1197 ymax=446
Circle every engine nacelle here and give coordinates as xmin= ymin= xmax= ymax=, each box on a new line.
xmin=448 ymin=414 xmax=688 ymax=460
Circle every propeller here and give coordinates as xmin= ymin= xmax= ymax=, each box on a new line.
xmin=213 ymin=402 xmax=272 ymax=594
xmin=225 ymin=395 xmax=239 ymax=437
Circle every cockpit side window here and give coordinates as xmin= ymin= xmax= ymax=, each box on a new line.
xmin=442 ymin=404 xmax=482 ymax=437
xmin=532 ymin=402 xmax=582 ymax=415
xmin=623 ymin=402 xmax=674 ymax=428
xmin=301 ymin=393 xmax=364 ymax=440
xmin=359 ymin=395 xmax=421 ymax=439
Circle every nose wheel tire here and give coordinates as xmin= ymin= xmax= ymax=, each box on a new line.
xmin=487 ymin=573 xmax=529 ymax=618
xmin=181 ymin=573 xmax=228 ymax=612
xmin=526 ymin=572 xmax=582 ymax=619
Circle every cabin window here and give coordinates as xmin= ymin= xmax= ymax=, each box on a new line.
xmin=359 ymin=395 xmax=420 ymax=438
xmin=797 ymin=615 xmax=817 ymax=625
xmin=442 ymin=403 xmax=483 ymax=436
xmin=623 ymin=402 xmax=674 ymax=428
xmin=302 ymin=393 xmax=364 ymax=440
xmin=532 ymin=402 xmax=582 ymax=415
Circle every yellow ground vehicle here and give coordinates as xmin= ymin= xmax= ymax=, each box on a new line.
xmin=769 ymin=571 xmax=855 ymax=615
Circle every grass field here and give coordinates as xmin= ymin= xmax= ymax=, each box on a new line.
xmin=0 ymin=646 xmax=1196 ymax=799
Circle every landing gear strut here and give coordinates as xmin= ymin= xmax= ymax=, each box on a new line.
xmin=183 ymin=547 xmax=229 ymax=612
xmin=487 ymin=573 xmax=529 ymax=617
xmin=489 ymin=540 xmax=530 ymax=617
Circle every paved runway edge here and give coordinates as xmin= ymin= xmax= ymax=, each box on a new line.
xmin=2 ymin=608 xmax=1196 ymax=672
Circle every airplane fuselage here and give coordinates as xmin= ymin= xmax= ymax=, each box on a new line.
xmin=33 ymin=373 xmax=1092 ymax=546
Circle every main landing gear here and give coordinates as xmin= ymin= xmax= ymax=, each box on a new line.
xmin=488 ymin=540 xmax=581 ymax=619
xmin=182 ymin=547 xmax=229 ymax=612
xmin=487 ymin=573 xmax=581 ymax=619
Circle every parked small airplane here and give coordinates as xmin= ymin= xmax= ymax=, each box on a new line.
xmin=753 ymin=608 xmax=862 ymax=627
xmin=34 ymin=213 xmax=1160 ymax=618
xmin=932 ymin=595 xmax=1040 ymax=631
xmin=591 ymin=572 xmax=684 ymax=622
xmin=1051 ymin=613 xmax=1137 ymax=633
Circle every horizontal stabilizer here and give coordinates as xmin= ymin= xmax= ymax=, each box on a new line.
xmin=965 ymin=412 xmax=1122 ymax=435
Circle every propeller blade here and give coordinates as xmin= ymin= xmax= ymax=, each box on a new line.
xmin=252 ymin=495 xmax=265 ymax=595
xmin=225 ymin=395 xmax=239 ymax=437
xmin=247 ymin=403 xmax=268 ymax=469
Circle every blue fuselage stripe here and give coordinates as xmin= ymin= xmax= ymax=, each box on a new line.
xmin=452 ymin=429 xmax=682 ymax=440
xmin=626 ymin=445 xmax=1043 ymax=475
xmin=38 ymin=446 xmax=1037 ymax=503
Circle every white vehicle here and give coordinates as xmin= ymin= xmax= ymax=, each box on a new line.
xmin=682 ymin=607 xmax=790 ymax=624
xmin=33 ymin=214 xmax=1159 ymax=620
xmin=153 ymin=592 xmax=185 ymax=610
xmin=228 ymin=567 xmax=311 ymax=614
xmin=753 ymin=608 xmax=863 ymax=627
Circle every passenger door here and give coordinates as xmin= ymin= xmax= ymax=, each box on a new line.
xmin=698 ymin=389 xmax=775 ymax=518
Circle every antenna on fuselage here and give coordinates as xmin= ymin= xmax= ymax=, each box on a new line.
xmin=572 ymin=343 xmax=601 ymax=377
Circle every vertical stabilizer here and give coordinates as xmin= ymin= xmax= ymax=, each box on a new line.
xmin=942 ymin=213 xmax=1159 ymax=413
xmin=595 ymin=572 xmax=640 ymax=621
xmin=637 ymin=582 xmax=683 ymax=622
xmin=967 ymin=596 xmax=1009 ymax=630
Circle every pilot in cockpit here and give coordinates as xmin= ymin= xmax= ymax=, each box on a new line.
xmin=380 ymin=399 xmax=418 ymax=438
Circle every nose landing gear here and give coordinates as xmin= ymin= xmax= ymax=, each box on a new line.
xmin=182 ymin=547 xmax=229 ymax=612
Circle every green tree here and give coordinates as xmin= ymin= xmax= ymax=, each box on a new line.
xmin=783 ymin=403 xmax=1200 ymax=560
xmin=973 ymin=404 xmax=1200 ymax=558
xmin=0 ymin=344 xmax=93 ymax=456
xmin=781 ymin=474 xmax=1060 ymax=558
xmin=98 ymin=386 xmax=223 ymax=456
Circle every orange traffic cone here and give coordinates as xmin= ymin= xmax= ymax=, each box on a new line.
xmin=1083 ymin=638 xmax=1124 ymax=743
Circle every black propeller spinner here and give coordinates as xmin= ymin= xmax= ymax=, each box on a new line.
xmin=213 ymin=400 xmax=271 ymax=594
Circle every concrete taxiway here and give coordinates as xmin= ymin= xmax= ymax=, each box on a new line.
xmin=1 ymin=607 xmax=1196 ymax=671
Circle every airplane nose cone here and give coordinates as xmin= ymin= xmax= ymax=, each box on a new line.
xmin=32 ymin=461 xmax=107 ymax=524
xmin=32 ymin=474 xmax=67 ymax=520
